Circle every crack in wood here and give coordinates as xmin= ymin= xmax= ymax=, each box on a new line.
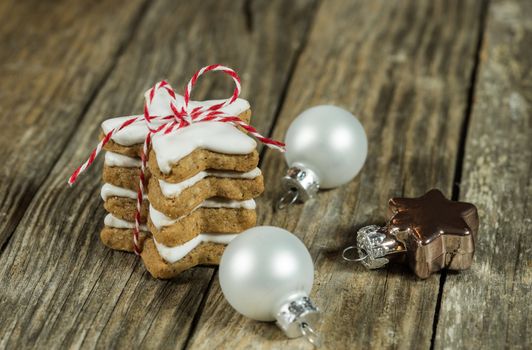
xmin=243 ymin=0 xmax=254 ymax=33
xmin=429 ymin=1 xmax=491 ymax=349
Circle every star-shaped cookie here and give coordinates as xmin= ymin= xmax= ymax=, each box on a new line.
xmin=387 ymin=189 xmax=479 ymax=278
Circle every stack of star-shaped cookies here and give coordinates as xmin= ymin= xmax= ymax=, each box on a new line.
xmin=99 ymin=92 xmax=263 ymax=279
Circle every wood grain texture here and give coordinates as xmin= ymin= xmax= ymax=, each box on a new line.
xmin=0 ymin=0 xmax=148 ymax=249
xmin=0 ymin=0 xmax=317 ymax=348
xmin=1 ymin=0 xmax=529 ymax=349
xmin=187 ymin=0 xmax=486 ymax=349
xmin=434 ymin=0 xmax=532 ymax=348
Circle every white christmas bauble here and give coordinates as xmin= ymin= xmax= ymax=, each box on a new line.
xmin=219 ymin=226 xmax=314 ymax=321
xmin=285 ymin=105 xmax=368 ymax=189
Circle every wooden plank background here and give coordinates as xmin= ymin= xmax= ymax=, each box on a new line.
xmin=0 ymin=0 xmax=529 ymax=349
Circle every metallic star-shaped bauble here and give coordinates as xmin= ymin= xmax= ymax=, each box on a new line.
xmin=387 ymin=189 xmax=479 ymax=278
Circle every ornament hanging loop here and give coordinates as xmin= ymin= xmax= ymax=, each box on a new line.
xmin=300 ymin=322 xmax=322 ymax=347
xmin=276 ymin=188 xmax=299 ymax=210
xmin=343 ymin=225 xmax=407 ymax=270
xmin=276 ymin=296 xmax=321 ymax=343
xmin=341 ymin=245 xmax=368 ymax=262
xmin=277 ymin=164 xmax=320 ymax=210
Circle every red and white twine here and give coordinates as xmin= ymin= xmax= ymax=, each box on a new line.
xmin=69 ymin=64 xmax=285 ymax=255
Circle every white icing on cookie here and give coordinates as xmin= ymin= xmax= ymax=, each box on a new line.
xmin=158 ymin=168 xmax=261 ymax=198
xmin=149 ymin=198 xmax=256 ymax=230
xmin=101 ymin=183 xmax=147 ymax=201
xmin=101 ymin=115 xmax=151 ymax=147
xmin=201 ymin=197 xmax=256 ymax=210
xmin=149 ymin=205 xmax=177 ymax=229
xmin=101 ymin=91 xmax=250 ymax=147
xmin=154 ymin=233 xmax=238 ymax=264
xmin=105 ymin=151 xmax=141 ymax=168
xmin=104 ymin=213 xmax=148 ymax=231
xmin=151 ymin=122 xmax=257 ymax=174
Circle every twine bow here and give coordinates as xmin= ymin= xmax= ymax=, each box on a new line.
xmin=69 ymin=64 xmax=285 ymax=254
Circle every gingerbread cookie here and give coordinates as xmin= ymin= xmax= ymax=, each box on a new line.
xmin=147 ymin=119 xmax=258 ymax=182
xmin=100 ymin=94 xmax=252 ymax=158
xmin=147 ymin=169 xmax=264 ymax=218
xmin=100 ymin=214 xmax=150 ymax=252
xmin=102 ymin=151 xmax=148 ymax=191
xmin=141 ymin=237 xmax=230 ymax=279
xmin=148 ymin=148 xmax=258 ymax=183
xmin=103 ymin=198 xmax=148 ymax=223
xmin=148 ymin=199 xmax=256 ymax=246
xmin=101 ymin=183 xmax=148 ymax=222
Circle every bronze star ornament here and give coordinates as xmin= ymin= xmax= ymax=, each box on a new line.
xmin=343 ymin=189 xmax=479 ymax=279
xmin=388 ymin=189 xmax=479 ymax=278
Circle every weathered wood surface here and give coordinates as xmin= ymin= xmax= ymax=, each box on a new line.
xmin=0 ymin=0 xmax=529 ymax=349
xmin=0 ymin=0 xmax=148 ymax=248
xmin=434 ymin=0 xmax=532 ymax=349
xmin=0 ymin=0 xmax=317 ymax=348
